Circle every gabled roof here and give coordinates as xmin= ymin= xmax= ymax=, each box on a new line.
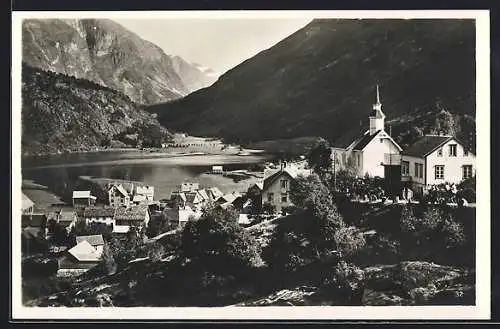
xmin=83 ymin=206 xmax=116 ymax=218
xmin=67 ymin=240 xmax=101 ymax=262
xmin=263 ymin=169 xmax=295 ymax=191
xmin=207 ymin=187 xmax=223 ymax=199
xmin=22 ymin=213 xmax=47 ymax=228
xmin=22 ymin=227 xmax=42 ymax=240
xmin=171 ymin=192 xmax=187 ymax=202
xmin=252 ymin=182 xmax=264 ymax=190
xmin=109 ymin=184 xmax=129 ymax=197
xmin=115 ymin=205 xmax=149 ymax=221
xmin=22 ymin=193 xmax=34 ymax=211
xmin=352 ymin=130 xmax=381 ymax=151
xmin=76 ymin=234 xmax=104 ymax=246
xmin=197 ymin=189 xmax=210 ymax=201
xmin=72 ymin=190 xmax=92 ymax=199
xmin=402 ymin=135 xmax=454 ymax=158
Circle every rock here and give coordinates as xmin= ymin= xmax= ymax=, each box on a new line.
xmin=362 ymin=289 xmax=404 ymax=306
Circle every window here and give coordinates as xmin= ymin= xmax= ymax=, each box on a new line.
xmin=464 ymin=149 xmax=469 ymax=156
xmin=357 ymin=153 xmax=361 ymax=166
xmin=414 ymin=163 xmax=424 ymax=179
xmin=380 ymin=138 xmax=384 ymax=143
xmin=267 ymin=193 xmax=274 ymax=203
xmin=463 ymin=165 xmax=473 ymax=179
xmin=435 ymin=165 xmax=444 ymax=179
xmin=437 ymin=148 xmax=443 ymax=157
xmin=401 ymin=161 xmax=409 ymax=176
xmin=281 ymin=193 xmax=288 ymax=203
xmin=280 ymin=179 xmax=288 ymax=189
xmin=449 ymin=144 xmax=457 ymax=157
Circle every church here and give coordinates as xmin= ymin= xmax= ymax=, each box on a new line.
xmin=330 ymin=85 xmax=402 ymax=178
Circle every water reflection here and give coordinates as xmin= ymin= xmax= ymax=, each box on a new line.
xmin=22 ymin=153 xmax=273 ymax=200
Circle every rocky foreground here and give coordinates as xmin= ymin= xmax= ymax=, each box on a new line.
xmin=24 ymin=259 xmax=474 ymax=307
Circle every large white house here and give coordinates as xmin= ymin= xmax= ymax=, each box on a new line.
xmin=401 ymin=135 xmax=476 ymax=195
xmin=331 ymin=85 xmax=402 ymax=178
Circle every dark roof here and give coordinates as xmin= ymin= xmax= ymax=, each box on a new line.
xmin=263 ymin=170 xmax=294 ymax=191
xmin=352 ymin=131 xmax=380 ymax=151
xmin=83 ymin=206 xmax=116 ymax=218
xmin=22 ymin=227 xmax=42 ymax=240
xmin=114 ymin=205 xmax=149 ymax=221
xmin=22 ymin=213 xmax=47 ymax=228
xmin=402 ymin=135 xmax=454 ymax=158
xmin=76 ymin=235 xmax=104 ymax=246
xmin=331 ymin=125 xmax=368 ymax=149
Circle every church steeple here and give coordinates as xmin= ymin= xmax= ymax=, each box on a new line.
xmin=369 ymin=84 xmax=386 ymax=135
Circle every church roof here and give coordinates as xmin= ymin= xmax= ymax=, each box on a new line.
xmin=352 ymin=130 xmax=381 ymax=150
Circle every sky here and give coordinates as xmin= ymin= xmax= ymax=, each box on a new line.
xmin=114 ymin=19 xmax=312 ymax=75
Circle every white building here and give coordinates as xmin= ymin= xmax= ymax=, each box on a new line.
xmin=22 ymin=193 xmax=34 ymax=214
xmin=108 ymin=184 xmax=130 ymax=208
xmin=261 ymin=166 xmax=296 ymax=214
xmin=330 ymin=85 xmax=402 ymax=178
xmin=72 ymin=190 xmax=97 ymax=207
xmin=135 ymin=185 xmax=155 ymax=202
xmin=401 ymin=135 xmax=476 ymax=195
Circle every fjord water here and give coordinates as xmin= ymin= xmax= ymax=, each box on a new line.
xmin=21 ymin=151 xmax=273 ymax=201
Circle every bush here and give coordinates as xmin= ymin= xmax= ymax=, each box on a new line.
xmin=181 ymin=206 xmax=261 ymax=276
xmin=322 ymin=261 xmax=365 ymax=304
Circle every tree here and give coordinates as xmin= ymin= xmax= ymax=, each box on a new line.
xmin=263 ymin=174 xmax=365 ymax=273
xmin=306 ymin=139 xmax=332 ymax=175
xmin=100 ymin=242 xmax=118 ymax=275
xmin=181 ymin=206 xmax=261 ymax=276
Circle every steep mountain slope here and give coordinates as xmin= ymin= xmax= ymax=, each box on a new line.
xmin=170 ymin=56 xmax=218 ymax=92
xmin=22 ymin=19 xmax=215 ymax=104
xmin=149 ymin=19 xmax=475 ymax=149
xmin=21 ymin=64 xmax=171 ymax=156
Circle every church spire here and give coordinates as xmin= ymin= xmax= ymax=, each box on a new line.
xmin=369 ymin=84 xmax=385 ymax=135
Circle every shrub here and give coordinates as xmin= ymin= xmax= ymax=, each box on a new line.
xmin=322 ymin=261 xmax=365 ymax=304
xmin=181 ymin=206 xmax=261 ymax=276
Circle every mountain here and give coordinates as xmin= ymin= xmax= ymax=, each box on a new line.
xmin=22 ymin=19 xmax=215 ymax=104
xmin=148 ymin=19 xmax=476 ymax=151
xmin=170 ymin=56 xmax=218 ymax=92
xmin=21 ymin=64 xmax=171 ymax=156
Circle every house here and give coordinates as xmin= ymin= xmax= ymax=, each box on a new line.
xmin=57 ymin=240 xmax=102 ymax=277
xmin=401 ymin=134 xmax=476 ymax=195
xmin=164 ymin=205 xmax=200 ymax=229
xmin=46 ymin=208 xmax=78 ymax=230
xmin=216 ymin=192 xmax=242 ymax=205
xmin=185 ymin=191 xmax=205 ymax=209
xmin=170 ymin=191 xmax=188 ymax=208
xmin=22 ymin=221 xmax=47 ymax=254
xmin=261 ymin=166 xmax=296 ymax=214
xmin=113 ymin=204 xmax=150 ymax=234
xmin=75 ymin=234 xmax=105 ymax=255
xmin=132 ymin=194 xmax=147 ymax=205
xmin=212 ymin=165 xmax=224 ymax=174
xmin=197 ymin=189 xmax=210 ymax=204
xmin=22 ymin=213 xmax=47 ymax=229
xmin=72 ymin=191 xmax=97 ymax=207
xmin=330 ymin=85 xmax=402 ymax=178
xmin=135 ymin=185 xmax=155 ymax=202
xmin=22 ymin=193 xmax=34 ymax=214
xmin=206 ymin=187 xmax=224 ymax=202
xmin=108 ymin=184 xmax=131 ymax=208
xmin=180 ymin=182 xmax=199 ymax=193
xmin=82 ymin=206 xmax=116 ymax=227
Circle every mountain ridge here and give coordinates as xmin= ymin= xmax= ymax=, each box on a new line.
xmin=148 ymin=19 xmax=476 ymax=150
xmin=22 ymin=18 xmax=216 ymax=105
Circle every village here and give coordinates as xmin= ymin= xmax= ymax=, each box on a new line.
xmin=21 ymin=87 xmax=477 ymax=292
